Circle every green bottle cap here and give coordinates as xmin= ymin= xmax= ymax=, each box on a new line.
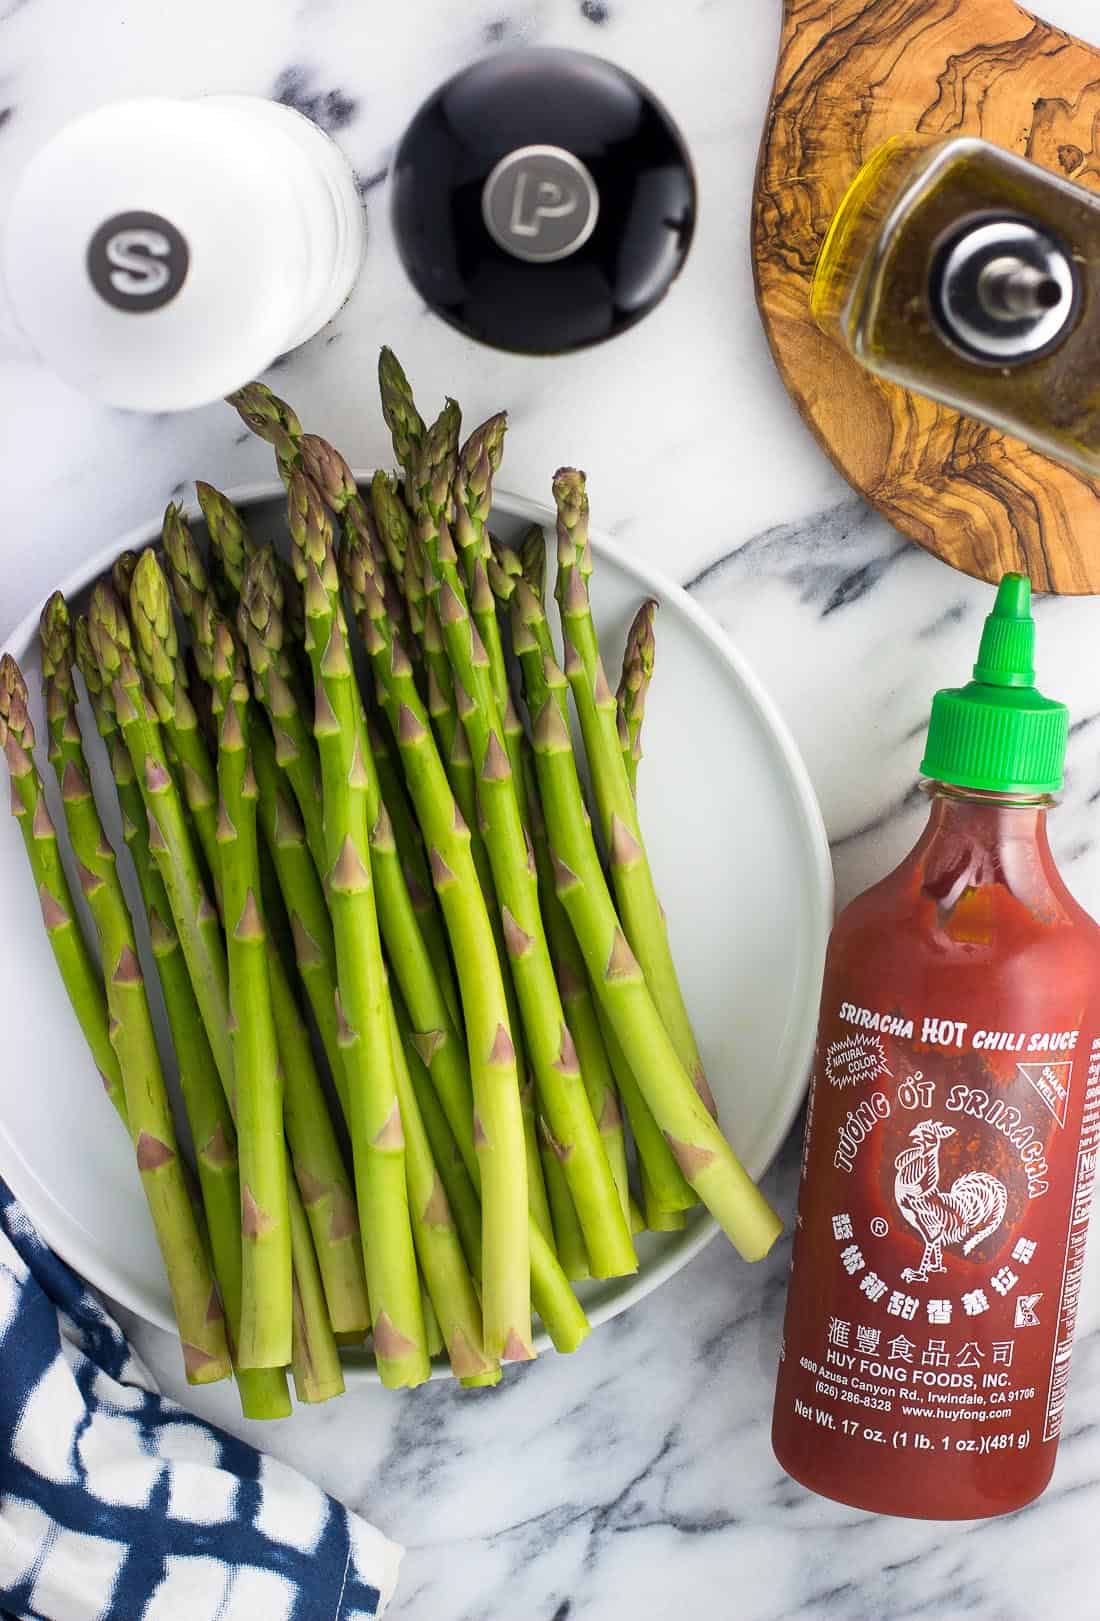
xmin=920 ymin=574 xmax=1068 ymax=795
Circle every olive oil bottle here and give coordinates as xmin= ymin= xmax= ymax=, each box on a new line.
xmin=811 ymin=135 xmax=1100 ymax=476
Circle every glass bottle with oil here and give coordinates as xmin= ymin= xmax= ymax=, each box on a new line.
xmin=811 ymin=135 xmax=1100 ymax=476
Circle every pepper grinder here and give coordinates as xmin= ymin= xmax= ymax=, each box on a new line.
xmin=390 ymin=48 xmax=697 ymax=355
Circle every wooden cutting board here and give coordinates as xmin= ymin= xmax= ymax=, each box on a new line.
xmin=753 ymin=0 xmax=1100 ymax=594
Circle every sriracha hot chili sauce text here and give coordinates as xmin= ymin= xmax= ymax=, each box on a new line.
xmin=773 ymin=575 xmax=1100 ymax=1518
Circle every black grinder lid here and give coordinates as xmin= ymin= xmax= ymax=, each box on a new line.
xmin=391 ymin=48 xmax=697 ymax=354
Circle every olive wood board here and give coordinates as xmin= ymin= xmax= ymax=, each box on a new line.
xmin=754 ymin=0 xmax=1100 ymax=594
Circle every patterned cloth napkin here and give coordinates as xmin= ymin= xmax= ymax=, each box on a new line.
xmin=0 ymin=1182 xmax=403 ymax=1620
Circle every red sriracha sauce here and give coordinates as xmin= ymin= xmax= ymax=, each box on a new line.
xmin=772 ymin=575 xmax=1100 ymax=1518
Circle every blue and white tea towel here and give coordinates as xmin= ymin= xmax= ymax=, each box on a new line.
xmin=0 ymin=1182 xmax=403 ymax=1620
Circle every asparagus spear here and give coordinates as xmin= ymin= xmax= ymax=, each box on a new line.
xmin=342 ymin=526 xmax=595 ymax=1356
xmin=596 ymin=1000 xmax=693 ymax=1220
xmin=89 ymin=583 xmax=347 ymax=1383
xmin=378 ymin=345 xmax=426 ymax=492
xmin=202 ymin=603 xmax=292 ymax=1369
xmin=361 ymin=616 xmax=558 ymax=1284
xmin=617 ymin=599 xmax=657 ymax=797
xmin=527 ymin=768 xmax=631 ymax=1229
xmin=388 ymin=995 xmax=497 ymax=1383
xmin=243 ymin=542 xmax=470 ymax=1166
xmin=244 ymin=425 xmax=462 ymax=1015
xmin=129 ymin=536 xmax=220 ymax=877
xmin=640 ymin=1159 xmax=688 ymax=1231
xmin=516 ymin=630 xmax=782 ymax=1261
xmin=197 ymin=482 xmax=257 ymax=596
xmin=74 ymin=618 xmax=293 ymax=1418
xmin=288 ymin=1184 xmax=347 ymax=1404
xmin=414 ymin=414 xmax=635 ymax=1281
xmin=366 ymin=709 xmax=461 ymax=1031
xmin=90 ymin=583 xmax=347 ymax=1374
xmin=370 ymin=469 xmax=415 ymax=579
xmin=147 ymin=544 xmax=369 ymax=1339
xmin=111 ymin=550 xmax=140 ymax=604
xmin=0 ymin=654 xmax=127 ymax=1123
xmin=288 ymin=470 xmax=428 ymax=1388
xmin=226 ymin=380 xmax=549 ymax=1298
xmin=394 ymin=990 xmax=483 ymax=1282
xmin=553 ymin=469 xmax=716 ymax=1120
xmin=453 ymin=414 xmax=516 ymax=754
xmin=488 ymin=554 xmax=635 ymax=1230
xmin=226 ymin=381 xmax=302 ymax=483
xmin=348 ymin=550 xmax=540 ymax=1360
xmin=507 ymin=571 xmax=695 ymax=1218
xmin=226 ymin=386 xmax=462 ymax=1015
xmin=542 ymin=1134 xmax=590 ymax=1281
xmin=236 ymin=546 xmax=326 ymax=872
xmin=38 ymin=601 xmax=231 ymax=1386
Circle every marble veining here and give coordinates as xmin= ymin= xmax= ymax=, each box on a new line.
xmin=3 ymin=1 xmax=1100 ymax=1617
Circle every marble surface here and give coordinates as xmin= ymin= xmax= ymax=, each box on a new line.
xmin=4 ymin=2 xmax=1100 ymax=1617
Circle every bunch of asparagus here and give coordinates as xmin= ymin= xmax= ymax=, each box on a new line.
xmin=0 ymin=351 xmax=781 ymax=1415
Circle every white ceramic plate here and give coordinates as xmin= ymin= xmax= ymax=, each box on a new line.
xmin=0 ymin=483 xmax=832 ymax=1377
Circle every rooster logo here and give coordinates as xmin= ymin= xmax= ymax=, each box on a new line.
xmin=894 ymin=1120 xmax=1008 ymax=1282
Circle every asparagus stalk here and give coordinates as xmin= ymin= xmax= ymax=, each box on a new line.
xmin=493 ymin=559 xmax=632 ymax=1245
xmin=226 ymin=381 xmax=303 ymax=483
xmin=130 ymin=531 xmax=220 ymax=878
xmin=378 ymin=344 xmax=426 ymax=492
xmin=414 ymin=414 xmax=635 ymax=1281
xmin=151 ymin=545 xmax=370 ymax=1338
xmin=370 ymin=469 xmax=415 ymax=579
xmin=517 ymin=632 xmax=782 ymax=1261
xmin=226 ymin=384 xmax=459 ymax=1009
xmin=526 ymin=764 xmax=631 ymax=1229
xmin=418 ymin=590 xmax=554 ymax=1249
xmin=453 ymin=414 xmax=516 ymax=749
xmin=38 ymin=601 xmax=231 ymax=1386
xmin=354 ymin=487 xmax=555 ymax=1253
xmin=518 ymin=524 xmax=547 ymax=600
xmin=366 ymin=709 xmax=461 ymax=1031
xmin=343 ymin=531 xmax=573 ymax=1329
xmin=251 ymin=739 xmax=345 ymax=1108
xmin=0 ymin=654 xmax=128 ymax=1124
xmin=288 ymin=1184 xmax=346 ymax=1404
xmin=345 ymin=546 xmax=536 ymax=1361
xmin=240 ymin=541 xmax=461 ymax=1048
xmin=204 ymin=609 xmax=292 ymax=1369
xmin=388 ymin=996 xmax=497 ymax=1383
xmin=197 ymin=482 xmax=257 ymax=596
xmin=111 ymin=550 xmax=140 ymax=604
xmin=288 ymin=470 xmax=428 ymax=1388
xmin=503 ymin=576 xmax=691 ymax=1218
xmin=418 ymin=598 xmax=542 ymax=1180
xmin=394 ymin=991 xmax=483 ymax=1282
xmin=228 ymin=378 xmax=559 ymax=1330
xmin=88 ymin=584 xmax=346 ymax=1379
xmin=507 ymin=578 xmax=694 ymax=1225
xmin=553 ymin=469 xmax=716 ymax=1119
xmin=616 ymin=599 xmax=657 ymax=797
xmin=237 ymin=546 xmax=327 ymax=872
xmin=595 ymin=1000 xmax=694 ymax=1217
xmin=74 ymin=620 xmax=292 ymax=1418
xmin=243 ymin=543 xmax=468 ymax=1169
xmin=641 ymin=1159 xmax=688 ymax=1231
xmin=542 ymin=1137 xmax=589 ymax=1281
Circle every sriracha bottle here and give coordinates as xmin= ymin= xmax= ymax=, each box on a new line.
xmin=773 ymin=575 xmax=1100 ymax=1518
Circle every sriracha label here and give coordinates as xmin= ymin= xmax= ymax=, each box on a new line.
xmin=775 ymin=984 xmax=1100 ymax=1509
